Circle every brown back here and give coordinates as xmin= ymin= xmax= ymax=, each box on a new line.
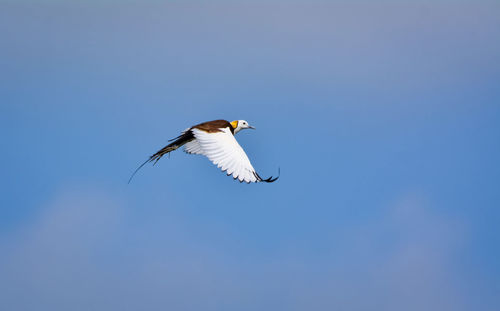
xmin=192 ymin=119 xmax=234 ymax=134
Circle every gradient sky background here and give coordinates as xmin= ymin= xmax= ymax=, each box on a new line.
xmin=1 ymin=1 xmax=500 ymax=310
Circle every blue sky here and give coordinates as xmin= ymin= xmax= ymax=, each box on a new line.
xmin=1 ymin=1 xmax=499 ymax=310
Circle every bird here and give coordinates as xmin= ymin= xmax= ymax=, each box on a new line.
xmin=128 ymin=119 xmax=279 ymax=184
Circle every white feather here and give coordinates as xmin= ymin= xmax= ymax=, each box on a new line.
xmin=192 ymin=127 xmax=259 ymax=183
xmin=184 ymin=140 xmax=203 ymax=154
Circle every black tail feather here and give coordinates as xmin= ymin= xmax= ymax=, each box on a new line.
xmin=127 ymin=158 xmax=151 ymax=184
xmin=128 ymin=130 xmax=194 ymax=184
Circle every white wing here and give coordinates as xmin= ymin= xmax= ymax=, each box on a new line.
xmin=184 ymin=140 xmax=203 ymax=155
xmin=192 ymin=127 xmax=260 ymax=183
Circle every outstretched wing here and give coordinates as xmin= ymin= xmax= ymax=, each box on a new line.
xmin=192 ymin=127 xmax=277 ymax=183
xmin=184 ymin=139 xmax=203 ymax=155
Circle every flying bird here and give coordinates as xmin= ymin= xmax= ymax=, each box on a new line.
xmin=129 ymin=119 xmax=279 ymax=184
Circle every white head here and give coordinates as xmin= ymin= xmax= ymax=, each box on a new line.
xmin=230 ymin=120 xmax=255 ymax=134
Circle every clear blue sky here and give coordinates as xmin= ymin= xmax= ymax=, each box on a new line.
xmin=1 ymin=1 xmax=499 ymax=310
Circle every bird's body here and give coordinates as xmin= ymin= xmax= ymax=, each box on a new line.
xmin=129 ymin=119 xmax=278 ymax=183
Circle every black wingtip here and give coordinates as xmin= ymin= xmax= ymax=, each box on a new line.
xmin=254 ymin=167 xmax=280 ymax=183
